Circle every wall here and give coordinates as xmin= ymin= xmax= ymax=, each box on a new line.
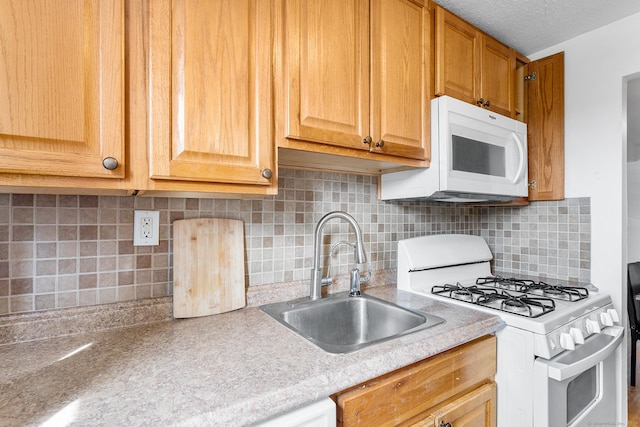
xmin=0 ymin=167 xmax=591 ymax=315
xmin=628 ymin=77 xmax=640 ymax=261
xmin=627 ymin=77 xmax=640 ymax=162
xmin=528 ymin=11 xmax=640 ymax=423
xmin=629 ymin=160 xmax=640 ymax=260
xmin=0 ymin=169 xmax=480 ymax=315
xmin=529 ymin=12 xmax=640 ymax=301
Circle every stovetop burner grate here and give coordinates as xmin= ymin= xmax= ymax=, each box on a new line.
xmin=432 ymin=283 xmax=498 ymax=303
xmin=475 ymin=290 xmax=556 ymax=318
xmin=476 ymin=276 xmax=533 ymax=292
xmin=431 ymin=275 xmax=592 ymax=317
xmin=522 ymin=281 xmax=589 ymax=301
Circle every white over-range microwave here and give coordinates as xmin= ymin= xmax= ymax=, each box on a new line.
xmin=381 ymin=95 xmax=528 ymax=203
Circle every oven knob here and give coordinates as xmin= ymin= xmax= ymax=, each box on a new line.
xmin=600 ymin=311 xmax=614 ymax=327
xmin=585 ymin=318 xmax=602 ymax=334
xmin=559 ymin=332 xmax=575 ymax=350
xmin=606 ymin=308 xmax=620 ymax=323
xmin=569 ymin=327 xmax=585 ymax=344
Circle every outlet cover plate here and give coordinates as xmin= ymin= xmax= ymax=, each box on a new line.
xmin=134 ymin=210 xmax=160 ymax=246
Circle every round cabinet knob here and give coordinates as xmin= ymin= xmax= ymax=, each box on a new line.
xmin=476 ymin=98 xmax=485 ymax=106
xmin=559 ymin=332 xmax=575 ymax=351
xmin=585 ymin=318 xmax=601 ymax=334
xmin=375 ymin=139 xmax=384 ymax=148
xmin=569 ymin=327 xmax=585 ymax=345
xmin=440 ymin=422 xmax=452 ymax=427
xmin=363 ymin=136 xmax=372 ymax=145
xmin=484 ymin=100 xmax=491 ymax=108
xmin=261 ymin=169 xmax=273 ymax=179
xmin=102 ymin=157 xmax=119 ymax=170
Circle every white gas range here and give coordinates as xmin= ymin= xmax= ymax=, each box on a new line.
xmin=397 ymin=234 xmax=624 ymax=427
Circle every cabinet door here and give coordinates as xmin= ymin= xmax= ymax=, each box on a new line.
xmin=434 ymin=5 xmax=480 ymax=105
xmin=433 ymin=382 xmax=497 ymax=427
xmin=148 ymin=0 xmax=274 ymax=186
xmin=370 ymin=0 xmax=429 ymax=161
xmin=335 ymin=336 xmax=496 ymax=426
xmin=481 ymin=36 xmax=516 ymax=117
xmin=526 ymin=52 xmax=565 ymax=201
xmin=282 ymin=0 xmax=370 ymax=150
xmin=0 ymin=0 xmax=124 ymax=178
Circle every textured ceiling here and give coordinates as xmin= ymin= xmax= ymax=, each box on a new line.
xmin=432 ymin=0 xmax=640 ymax=56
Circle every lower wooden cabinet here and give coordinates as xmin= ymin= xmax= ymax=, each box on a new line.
xmin=415 ymin=382 xmax=496 ymax=427
xmin=332 ymin=335 xmax=496 ymax=427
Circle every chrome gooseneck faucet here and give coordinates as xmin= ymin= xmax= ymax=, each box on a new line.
xmin=309 ymin=211 xmax=367 ymax=300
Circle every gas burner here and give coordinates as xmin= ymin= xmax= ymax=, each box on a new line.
xmin=431 ymin=283 xmax=498 ymax=303
xmin=432 ymin=283 xmax=472 ymax=301
xmin=476 ymin=276 xmax=534 ymax=292
xmin=475 ymin=291 xmax=556 ymax=318
xmin=502 ymin=298 xmax=528 ymax=313
xmin=432 ymin=283 xmax=468 ymax=300
xmin=452 ymin=289 xmax=473 ymax=301
xmin=542 ymin=288 xmax=565 ymax=297
xmin=522 ymin=281 xmax=589 ymax=301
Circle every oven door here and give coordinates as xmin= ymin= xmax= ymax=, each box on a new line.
xmin=532 ymin=326 xmax=623 ymax=427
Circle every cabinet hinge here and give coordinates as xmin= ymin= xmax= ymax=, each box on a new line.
xmin=524 ymin=72 xmax=537 ymax=81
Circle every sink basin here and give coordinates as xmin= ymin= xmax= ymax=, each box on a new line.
xmin=260 ymin=292 xmax=445 ymax=354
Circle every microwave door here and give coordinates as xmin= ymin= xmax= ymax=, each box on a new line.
xmin=443 ymin=124 xmax=527 ymax=197
xmin=450 ymin=134 xmax=507 ymax=178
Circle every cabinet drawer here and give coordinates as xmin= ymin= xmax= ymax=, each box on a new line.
xmin=334 ymin=335 xmax=496 ymax=427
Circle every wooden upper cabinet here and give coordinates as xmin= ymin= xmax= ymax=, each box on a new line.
xmin=434 ymin=6 xmax=480 ymax=105
xmin=526 ymin=52 xmax=565 ymax=201
xmin=281 ymin=0 xmax=370 ymax=150
xmin=370 ymin=0 xmax=429 ymax=160
xmin=148 ymin=0 xmax=275 ymax=186
xmin=278 ymin=0 xmax=429 ymax=164
xmin=0 ymin=0 xmax=124 ymax=178
xmin=481 ymin=36 xmax=516 ymax=117
xmin=435 ymin=5 xmax=515 ymax=117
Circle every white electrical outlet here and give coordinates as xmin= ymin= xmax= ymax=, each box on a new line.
xmin=133 ymin=210 xmax=160 ymax=246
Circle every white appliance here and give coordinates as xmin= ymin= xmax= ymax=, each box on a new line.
xmin=381 ymin=96 xmax=528 ymax=203
xmin=253 ymin=398 xmax=336 ymax=427
xmin=397 ymin=234 xmax=623 ymax=427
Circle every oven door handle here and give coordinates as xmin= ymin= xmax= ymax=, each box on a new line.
xmin=545 ymin=326 xmax=624 ymax=381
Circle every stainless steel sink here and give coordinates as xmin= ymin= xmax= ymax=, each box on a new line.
xmin=260 ymin=292 xmax=445 ymax=354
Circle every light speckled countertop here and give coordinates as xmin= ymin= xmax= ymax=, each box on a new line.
xmin=0 ymin=286 xmax=504 ymax=426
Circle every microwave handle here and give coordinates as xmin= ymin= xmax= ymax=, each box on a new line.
xmin=512 ymin=132 xmax=526 ymax=184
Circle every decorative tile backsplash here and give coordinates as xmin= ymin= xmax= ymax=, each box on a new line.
xmin=479 ymin=198 xmax=591 ymax=282
xmin=0 ymin=169 xmax=591 ymax=315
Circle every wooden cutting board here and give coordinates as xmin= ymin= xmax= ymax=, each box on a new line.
xmin=172 ymin=218 xmax=246 ymax=318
